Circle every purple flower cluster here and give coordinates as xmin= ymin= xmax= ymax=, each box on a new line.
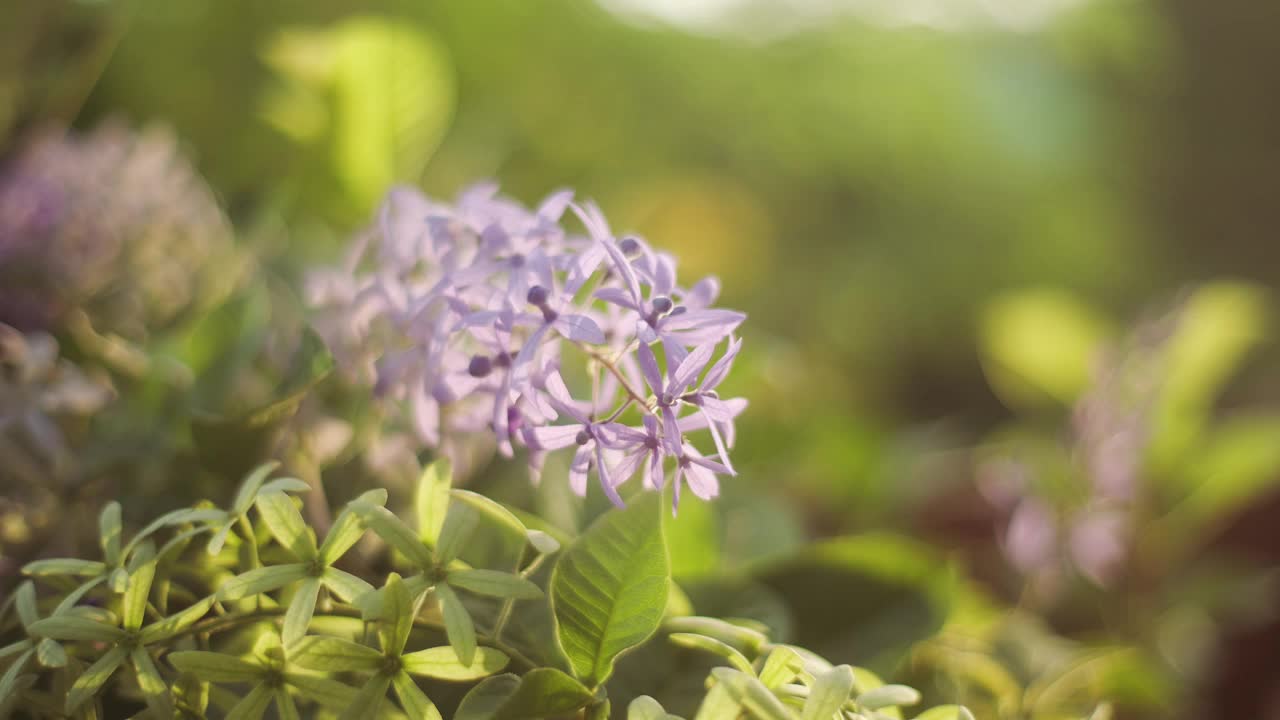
xmin=308 ymin=184 xmax=746 ymax=512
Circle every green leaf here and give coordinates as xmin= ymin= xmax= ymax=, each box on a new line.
xmin=109 ymin=566 xmax=130 ymax=594
xmin=913 ymin=706 xmax=976 ymax=720
xmin=65 ymin=645 xmax=128 ymax=713
xmin=710 ymin=668 xmax=794 ymax=720
xmin=0 ymin=641 xmax=31 ymax=664
xmin=261 ymin=477 xmax=312 ymax=495
xmin=139 ymin=595 xmax=216 ymax=644
xmin=436 ymin=582 xmax=477 ymax=665
xmin=665 ymin=616 xmax=768 ymax=655
xmin=29 ymin=616 xmax=125 ymax=643
xmin=256 ymin=491 xmax=318 ymax=561
xmin=323 ymin=567 xmax=376 ymax=604
xmin=693 ymin=682 xmax=741 ymax=720
xmin=234 ymin=462 xmax=283 ymax=516
xmin=629 ymin=696 xmax=675 ymax=720
xmin=493 ymin=667 xmax=595 ymax=719
xmin=168 ymin=651 xmax=265 ymax=682
xmin=126 ymin=508 xmax=227 ymax=558
xmin=14 ymin=582 xmax=37 ymax=629
xmin=219 ymin=564 xmax=310 ymax=601
xmin=392 ymin=671 xmax=442 ymax=720
xmin=456 ymin=674 xmax=520 ymax=720
xmin=319 ymin=489 xmax=387 ymax=565
xmin=131 ymin=647 xmax=174 ymax=718
xmin=416 ymin=458 xmax=453 ymax=545
xmin=226 ymin=682 xmax=273 ymax=720
xmin=758 ymin=647 xmax=805 ymax=689
xmin=338 ymin=673 xmax=392 ymax=720
xmin=0 ymin=648 xmax=33 ymax=706
xmin=35 ymin=638 xmax=66 ymax=668
xmin=802 ymin=665 xmax=854 ymax=720
xmin=552 ymin=491 xmax=669 ymax=688
xmin=858 ymin=684 xmax=921 ymax=711
xmin=668 ymin=633 xmax=754 ymax=675
xmin=380 ymin=573 xmax=415 ymax=656
xmin=275 ymin=688 xmax=302 ymax=720
xmin=354 ymin=502 xmax=434 ymax=568
xmin=448 ymin=570 xmax=543 ymax=599
xmin=401 ymin=646 xmax=509 ymax=680
xmin=99 ymin=502 xmax=123 ymax=566
xmin=292 ymin=636 xmax=385 ymax=673
xmin=123 ymin=561 xmax=156 ymax=631
xmin=23 ymin=558 xmax=106 ymax=578
xmin=441 ymin=490 xmax=530 ymax=568
xmin=285 ymin=671 xmax=359 ymax=708
xmin=283 ymin=577 xmax=321 ymax=647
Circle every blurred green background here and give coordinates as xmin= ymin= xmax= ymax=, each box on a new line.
xmin=5 ymin=0 xmax=1280 ymax=717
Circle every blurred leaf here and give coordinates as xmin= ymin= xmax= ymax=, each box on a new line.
xmin=668 ymin=633 xmax=754 ymax=675
xmin=1171 ymin=414 xmax=1280 ymax=530
xmin=292 ymin=636 xmax=384 ymax=673
xmin=858 ymin=684 xmax=921 ymax=711
xmin=479 ymin=667 xmax=596 ymax=719
xmin=448 ymin=569 xmax=543 ymax=599
xmin=708 ymin=668 xmax=792 ymax=720
xmin=401 ymin=646 xmax=509 ymax=680
xmin=392 ymin=670 xmax=441 ymax=720
xmin=22 ymin=559 xmax=106 ymax=578
xmin=456 ymin=674 xmax=521 ymax=720
xmin=169 ymin=651 xmax=264 ymax=683
xmin=664 ymin=494 xmax=720 ymax=579
xmin=416 ymin=458 xmax=453 ymax=546
xmin=256 ymin=491 xmax=318 ymax=561
xmin=801 ymin=665 xmax=854 ymax=720
xmin=65 ymin=645 xmax=127 ymax=713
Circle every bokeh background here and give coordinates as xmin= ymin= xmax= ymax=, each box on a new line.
xmin=4 ymin=0 xmax=1280 ymax=718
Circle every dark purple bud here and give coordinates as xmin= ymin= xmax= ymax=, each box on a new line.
xmin=527 ymin=285 xmax=549 ymax=306
xmin=540 ymin=306 xmax=559 ymax=323
xmin=494 ymin=351 xmax=511 ymax=368
xmin=575 ymin=429 xmax=592 ymax=445
xmin=669 ymin=305 xmax=687 ymax=317
xmin=619 ymin=236 xmax=640 ymax=255
xmin=468 ymin=355 xmax=492 ymax=378
xmin=651 ymin=296 xmax=673 ymax=314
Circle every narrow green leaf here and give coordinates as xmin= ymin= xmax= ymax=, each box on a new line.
xmin=668 ymin=633 xmax=754 ymax=675
xmin=801 ymin=665 xmax=854 ymax=720
xmin=337 ymin=674 xmax=391 ymax=720
xmin=551 ymin=492 xmax=669 ymax=687
xmin=0 ymin=648 xmax=34 ymax=706
xmin=401 ymin=646 xmax=509 ymax=680
xmin=234 ymin=461 xmax=282 ymax=516
xmin=126 ymin=508 xmax=226 ymax=558
xmin=173 ymin=672 xmax=210 ymax=716
xmin=139 ymin=595 xmax=216 ymax=644
xmin=392 ymin=671 xmax=442 ymax=720
xmin=858 ymin=684 xmax=921 ymax=711
xmin=256 ymin=491 xmax=318 ymax=561
xmin=226 ymin=682 xmax=273 ymax=720
xmin=436 ymin=505 xmax=479 ymax=566
xmin=168 ymin=651 xmax=265 ymax=682
xmin=218 ymin=563 xmax=309 ymax=601
xmin=208 ymin=522 xmax=235 ymax=557
xmin=353 ymin=502 xmax=434 ymax=568
xmin=759 ymin=647 xmax=804 ymax=689
xmin=275 ymin=688 xmax=302 ymax=720
xmin=442 ymin=489 xmax=529 ymax=560
xmin=455 ymin=674 xmax=520 ymax=720
xmin=666 ymin=616 xmax=768 ymax=655
xmin=379 ymin=573 xmax=415 ymax=656
xmin=283 ymin=578 xmax=321 ymax=648
xmin=492 ymin=667 xmax=594 ymax=719
xmin=14 ymin=582 xmax=37 ymax=629
xmin=416 ymin=458 xmax=452 ymax=545
xmin=709 ymin=668 xmax=794 ymax=720
xmin=65 ymin=645 xmax=128 ymax=713
xmin=99 ymin=502 xmax=123 ymax=566
xmin=131 ymin=647 xmax=174 ymax=718
xmin=435 ymin=582 xmax=477 ymax=665
xmin=0 ymin=641 xmax=32 ymax=663
xmin=123 ymin=561 xmax=157 ymax=631
xmin=22 ymin=559 xmax=106 ymax=578
xmin=260 ymin=477 xmax=312 ymax=495
xmin=913 ymin=706 xmax=976 ymax=720
xmin=53 ymin=576 xmax=106 ymax=616
xmin=292 ymin=636 xmax=385 ymax=673
xmin=322 ymin=567 xmax=375 ymax=603
xmin=319 ymin=489 xmax=387 ymax=565
xmin=29 ymin=616 xmax=126 ymax=643
xmin=284 ymin=672 xmax=359 ymax=708
xmin=448 ymin=570 xmax=543 ymax=599
xmin=36 ymin=638 xmax=66 ymax=668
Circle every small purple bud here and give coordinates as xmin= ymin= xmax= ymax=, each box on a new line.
xmin=468 ymin=355 xmax=492 ymax=378
xmin=494 ymin=351 xmax=511 ymax=368
xmin=575 ymin=429 xmax=591 ymax=445
xmin=540 ymin=306 xmax=559 ymax=323
xmin=527 ymin=285 xmax=549 ymax=306
xmin=619 ymin=236 xmax=640 ymax=255
xmin=651 ymin=296 xmax=673 ymax=314
xmin=669 ymin=305 xmax=687 ymax=317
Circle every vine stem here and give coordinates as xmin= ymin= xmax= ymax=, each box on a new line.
xmin=575 ymin=341 xmax=650 ymax=411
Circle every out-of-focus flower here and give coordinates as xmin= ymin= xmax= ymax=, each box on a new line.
xmin=0 ymin=122 xmax=243 ymax=338
xmin=308 ymin=184 xmax=747 ymax=512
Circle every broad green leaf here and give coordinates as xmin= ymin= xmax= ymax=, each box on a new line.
xmin=401 ymin=646 xmax=509 ymax=680
xmin=123 ymin=561 xmax=156 ymax=631
xmin=710 ymin=668 xmax=794 ymax=720
xmin=168 ymin=651 xmax=265 ymax=682
xmin=448 ymin=570 xmax=543 ymax=599
xmin=99 ymin=502 xmax=123 ymax=566
xmin=492 ymin=667 xmax=594 ymax=719
xmin=416 ymin=458 xmax=452 ymax=545
xmin=0 ymin=648 xmax=33 ymax=705
xmin=131 ymin=647 xmax=174 ymax=718
xmin=668 ymin=633 xmax=754 ymax=675
xmin=35 ymin=638 xmax=66 ymax=668
xmin=759 ymin=646 xmax=805 ymax=689
xmin=23 ymin=559 xmax=106 ymax=578
xmin=226 ymin=682 xmax=273 ymax=720
xmin=455 ymin=674 xmax=520 ymax=720
xmin=219 ymin=564 xmax=310 ymax=601
xmin=323 ymin=567 xmax=375 ymax=604
xmin=380 ymin=573 xmax=415 ymax=655
xmin=436 ymin=582 xmax=477 ymax=665
xmin=858 ymin=685 xmax=921 ymax=711
xmin=285 ymin=672 xmax=360 ymax=708
xmin=354 ymin=502 xmax=434 ymax=568
xmin=139 ymin=595 xmax=216 ymax=644
xmin=392 ymin=671 xmax=442 ymax=720
xmin=256 ymin=491 xmax=318 ymax=561
xmin=913 ymin=706 xmax=976 ymax=720
xmin=276 ymin=688 xmax=302 ymax=720
xmin=65 ymin=645 xmax=128 ymax=713
xmin=319 ymin=489 xmax=387 ymax=565
xmin=802 ymin=665 xmax=854 ymax=720
xmin=337 ymin=673 xmax=391 ymax=720
xmin=292 ymin=636 xmax=384 ymax=673
xmin=629 ymin=696 xmax=673 ymax=720
xmin=283 ymin=578 xmax=321 ymax=647
xmin=552 ymin=491 xmax=669 ymax=688
xmin=29 ymin=616 xmax=126 ymax=643
xmin=234 ymin=462 xmax=282 ymax=516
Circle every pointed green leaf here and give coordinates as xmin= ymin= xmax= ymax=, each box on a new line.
xmin=218 ymin=563 xmax=309 ymax=601
xmin=123 ymin=562 xmax=156 ymax=631
xmin=551 ymin=492 xmax=669 ymax=687
xmin=455 ymin=674 xmax=520 ymax=720
xmin=275 ymin=687 xmax=302 ymax=720
xmin=226 ymin=682 xmax=273 ymax=720
xmin=436 ymin=505 xmax=479 ymax=566
xmin=435 ymin=582 xmax=476 ymax=665
xmin=401 ymin=646 xmax=509 ymax=680
xmin=758 ymin=646 xmax=804 ymax=689
xmin=0 ymin=648 xmax=34 ymax=706
xmin=447 ymin=570 xmax=543 ymax=600
xmin=709 ymin=668 xmax=793 ymax=720
xmin=353 ymin=502 xmax=434 ymax=568
xmin=491 ymin=667 xmax=594 ymax=719
xmin=858 ymin=684 xmax=921 ymax=711
xmin=665 ymin=616 xmax=768 ymax=655
xmin=65 ymin=645 xmax=128 ymax=713
xmin=139 ymin=595 xmax=216 ymax=644
xmin=36 ymin=638 xmax=66 ymax=668
xmin=319 ymin=489 xmax=386 ymax=565
xmin=379 ymin=573 xmax=415 ymax=655
xmin=256 ymin=491 xmax=318 ymax=561
xmin=29 ymin=616 xmax=126 ymax=643
xmin=99 ymin=502 xmax=122 ymax=566
xmin=0 ymin=641 xmax=32 ymax=663
xmin=392 ymin=671 xmax=442 ymax=720
xmin=126 ymin=508 xmax=226 ymax=558
xmin=131 ymin=647 xmax=174 ymax=718
xmin=234 ymin=462 xmax=282 ymax=516
xmin=284 ymin=672 xmax=359 ymax=708
xmin=261 ymin=477 xmax=312 ymax=495
xmin=23 ymin=559 xmax=106 ymax=578
xmin=168 ymin=651 xmax=265 ymax=682
xmin=801 ymin=664 xmax=854 ymax=720
xmin=322 ymin=567 xmax=375 ymax=603
xmin=208 ymin=522 xmax=235 ymax=557
xmin=173 ymin=672 xmax=210 ymax=716
xmin=14 ymin=582 xmax=37 ymax=629
xmin=338 ymin=674 xmax=391 ymax=720
xmin=668 ymin=633 xmax=754 ymax=675
xmin=283 ymin=578 xmax=321 ymax=648
xmin=292 ymin=636 xmax=385 ymax=673
xmin=416 ymin=458 xmax=452 ymax=545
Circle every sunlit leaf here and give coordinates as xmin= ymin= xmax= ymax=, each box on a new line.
xmin=668 ymin=633 xmax=754 ymax=675
xmin=65 ymin=645 xmax=127 ymax=713
xmin=29 ymin=617 xmax=125 ymax=644
xmin=323 ymin=567 xmax=376 ymax=604
xmin=234 ymin=462 xmax=283 ymax=517
xmin=709 ymin=668 xmax=793 ymax=720
xmin=123 ymin=561 xmax=156 ymax=631
xmin=801 ymin=664 xmax=854 ymax=720
xmin=758 ymin=646 xmax=805 ymax=689
xmin=292 ymin=636 xmax=384 ymax=673
xmin=392 ymin=671 xmax=442 ymax=720
xmin=448 ymin=570 xmax=543 ymax=600
xmin=436 ymin=582 xmax=477 ymax=665
xmin=416 ymin=458 xmax=452 ymax=546
xmin=131 ymin=647 xmax=174 ymax=718
xmin=35 ymin=638 xmax=65 ymax=668
xmin=283 ymin=577 xmax=321 ymax=647
xmin=256 ymin=491 xmax=318 ymax=561
xmin=169 ymin=651 xmax=265 ymax=682
xmin=401 ymin=646 xmax=509 ymax=680
xmin=219 ymin=564 xmax=310 ymax=601
xmin=23 ymin=559 xmax=106 ymax=578
xmin=226 ymin=682 xmax=273 ymax=720
xmin=858 ymin=684 xmax=921 ymax=711
xmin=319 ymin=489 xmax=387 ymax=565
xmin=353 ymin=502 xmax=434 ymax=568
xmin=139 ymin=595 xmax=216 ymax=644
xmin=99 ymin=502 xmax=122 ymax=566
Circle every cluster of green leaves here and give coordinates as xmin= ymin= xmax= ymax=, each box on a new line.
xmin=1 ymin=459 xmax=986 ymax=719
